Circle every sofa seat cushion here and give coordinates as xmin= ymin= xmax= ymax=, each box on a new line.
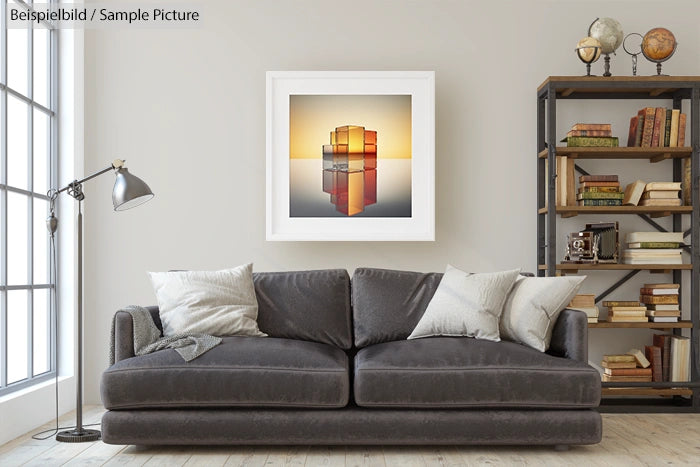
xmin=101 ymin=337 xmax=349 ymax=409
xmin=354 ymin=337 xmax=600 ymax=409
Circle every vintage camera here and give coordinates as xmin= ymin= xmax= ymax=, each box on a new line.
xmin=564 ymin=222 xmax=619 ymax=264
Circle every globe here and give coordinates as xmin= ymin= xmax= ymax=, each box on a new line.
xmin=642 ymin=28 xmax=677 ymax=61
xmin=588 ymin=17 xmax=624 ymax=54
xmin=576 ymin=37 xmax=602 ymax=63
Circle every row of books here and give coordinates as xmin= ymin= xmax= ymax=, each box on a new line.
xmin=561 ymin=123 xmax=618 ymax=147
xmin=622 ymin=180 xmax=682 ymax=207
xmin=622 ymin=231 xmax=685 ymax=265
xmin=627 ymin=107 xmax=687 ymax=148
xmin=601 ymin=336 xmax=690 ymax=383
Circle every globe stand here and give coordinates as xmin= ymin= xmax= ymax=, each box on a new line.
xmin=602 ymin=54 xmax=612 ymax=77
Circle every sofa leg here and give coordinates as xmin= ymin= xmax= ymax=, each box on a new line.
xmin=554 ymin=444 xmax=569 ymax=452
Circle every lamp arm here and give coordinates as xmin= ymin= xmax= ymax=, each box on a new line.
xmin=54 ymin=159 xmax=125 ymax=195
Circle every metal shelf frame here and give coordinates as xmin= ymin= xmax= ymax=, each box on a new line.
xmin=536 ymin=76 xmax=700 ymax=412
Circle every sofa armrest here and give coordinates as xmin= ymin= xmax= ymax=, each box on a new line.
xmin=547 ymin=309 xmax=588 ymax=362
xmin=112 ymin=306 xmax=161 ymax=363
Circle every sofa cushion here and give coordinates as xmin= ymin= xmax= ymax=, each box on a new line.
xmin=354 ymin=337 xmax=600 ymax=409
xmin=352 ymin=268 xmax=443 ymax=347
xmin=101 ymin=337 xmax=349 ymax=409
xmin=254 ymin=269 xmax=352 ymax=349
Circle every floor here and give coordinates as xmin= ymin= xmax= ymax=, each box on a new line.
xmin=1 ymin=406 xmax=699 ymax=466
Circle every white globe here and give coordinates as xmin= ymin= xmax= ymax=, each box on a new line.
xmin=589 ymin=17 xmax=624 ymax=54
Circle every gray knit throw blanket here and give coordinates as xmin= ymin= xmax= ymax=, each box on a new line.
xmin=109 ymin=305 xmax=222 ymax=364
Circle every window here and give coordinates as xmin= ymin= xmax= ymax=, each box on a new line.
xmin=1 ymin=0 xmax=57 ymax=395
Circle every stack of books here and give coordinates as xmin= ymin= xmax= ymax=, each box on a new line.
xmin=603 ymin=300 xmax=647 ymax=323
xmin=601 ymin=351 xmax=651 ymax=382
xmin=640 ymin=283 xmax=680 ymax=323
xmin=622 ymin=231 xmax=684 ymax=264
xmin=567 ymin=294 xmax=599 ymax=323
xmin=639 ymin=181 xmax=682 ymax=207
xmin=577 ymin=175 xmax=623 ymax=206
xmin=627 ymin=107 xmax=687 ymax=148
xmin=562 ymin=123 xmax=618 ymax=147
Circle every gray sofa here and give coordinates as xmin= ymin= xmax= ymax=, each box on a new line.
xmin=101 ymin=268 xmax=602 ymax=446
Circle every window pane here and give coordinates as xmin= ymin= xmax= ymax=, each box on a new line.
xmin=33 ymin=289 xmax=50 ymax=376
xmin=34 ymin=198 xmax=49 ymax=284
xmin=7 ymin=28 xmax=29 ymax=96
xmin=34 ymin=110 xmax=49 ymax=195
xmin=8 ymin=95 xmax=29 ymax=190
xmin=7 ymin=290 xmax=29 ymax=384
xmin=33 ymin=26 xmax=49 ymax=108
xmin=8 ymin=192 xmax=29 ymax=285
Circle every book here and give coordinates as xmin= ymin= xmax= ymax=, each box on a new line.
xmin=606 ymin=306 xmax=647 ymax=311
xmin=651 ymin=107 xmax=665 ymax=147
xmin=571 ymin=123 xmax=611 ymax=131
xmin=579 ymin=181 xmax=621 ymax=188
xmin=627 ymin=115 xmax=639 ymax=147
xmin=644 ymin=345 xmax=663 ymax=382
xmin=646 ymin=304 xmax=680 ymax=311
xmin=568 ymin=306 xmax=599 ymax=319
xmin=624 ymin=257 xmax=683 ymax=265
xmin=663 ymin=108 xmax=672 ymax=147
xmin=556 ymin=156 xmax=566 ymax=206
xmin=568 ymin=294 xmax=596 ymax=307
xmin=634 ymin=110 xmax=645 ymax=146
xmin=567 ymin=129 xmax=613 ymax=137
xmin=602 ymin=301 xmax=640 ymax=307
xmin=601 ymin=360 xmax=637 ymax=369
xmin=645 ymin=182 xmax=682 ymax=191
xmin=646 ymin=310 xmax=681 ymax=317
xmin=608 ymin=311 xmax=646 ymax=318
xmin=607 ymin=316 xmax=648 ymax=322
xmin=579 ymin=175 xmax=618 ymax=183
xmin=603 ymin=368 xmax=652 ymax=376
xmin=576 ymin=192 xmax=624 ymax=200
xmin=640 ymin=295 xmax=679 ymax=304
xmin=602 ymin=374 xmax=653 ymax=382
xmin=649 ymin=316 xmax=679 ymax=323
xmin=640 ymin=107 xmax=656 ymax=147
xmin=577 ymin=199 xmax=622 ymax=206
xmin=644 ymin=283 xmax=680 ymax=289
xmin=683 ymin=158 xmax=691 ymax=206
xmin=566 ymin=156 xmax=575 ymax=206
xmin=639 ymin=288 xmax=679 ymax=295
xmin=565 ymin=136 xmax=619 ymax=147
xmin=627 ymin=242 xmax=680 ymax=249
xmin=639 ymin=199 xmax=682 ymax=206
xmin=626 ymin=232 xmax=684 ymax=244
xmin=653 ymin=334 xmax=672 ymax=382
xmin=602 ymin=354 xmax=636 ymax=363
xmin=641 ymin=190 xmax=680 ymax=199
xmin=669 ymin=109 xmax=680 ymax=147
xmin=580 ymin=186 xmax=624 ymax=193
xmin=627 ymin=348 xmax=651 ymax=368
xmin=670 ymin=335 xmax=690 ymax=382
xmin=623 ymin=249 xmax=682 ymax=256
xmin=678 ymin=113 xmax=687 ymax=146
xmin=622 ymin=180 xmax=646 ymax=205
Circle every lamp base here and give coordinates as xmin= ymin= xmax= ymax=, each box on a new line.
xmin=56 ymin=428 xmax=101 ymax=443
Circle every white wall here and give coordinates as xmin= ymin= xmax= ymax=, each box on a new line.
xmin=82 ymin=0 xmax=700 ymax=403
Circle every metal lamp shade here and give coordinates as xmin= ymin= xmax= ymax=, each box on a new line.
xmin=112 ymin=167 xmax=154 ymax=211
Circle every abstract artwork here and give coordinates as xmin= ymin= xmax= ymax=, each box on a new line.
xmin=267 ymin=71 xmax=434 ymax=241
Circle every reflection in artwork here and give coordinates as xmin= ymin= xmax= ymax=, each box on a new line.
xmin=289 ymin=94 xmax=411 ymax=218
xmin=322 ymin=125 xmax=377 ymax=216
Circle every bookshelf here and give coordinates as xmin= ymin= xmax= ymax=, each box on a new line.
xmin=537 ymin=76 xmax=700 ymax=413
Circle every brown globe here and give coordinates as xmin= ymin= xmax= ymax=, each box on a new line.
xmin=642 ymin=28 xmax=677 ymax=61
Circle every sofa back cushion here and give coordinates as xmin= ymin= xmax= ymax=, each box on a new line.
xmin=254 ymin=269 xmax=352 ymax=349
xmin=352 ymin=268 xmax=443 ymax=348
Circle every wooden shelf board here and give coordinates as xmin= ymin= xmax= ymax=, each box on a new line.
xmin=589 ymin=320 xmax=692 ymax=329
xmin=538 ymin=76 xmax=700 ymax=95
xmin=602 ymin=387 xmax=693 ymax=397
xmin=539 ymin=264 xmax=691 ymax=271
xmin=537 ymin=147 xmax=691 ymax=160
xmin=538 ymin=206 xmax=691 ymax=217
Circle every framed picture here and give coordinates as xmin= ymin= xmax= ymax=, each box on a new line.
xmin=266 ymin=71 xmax=435 ymax=241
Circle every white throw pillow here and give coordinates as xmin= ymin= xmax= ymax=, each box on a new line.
xmin=499 ymin=275 xmax=586 ymax=352
xmin=407 ymin=265 xmax=521 ymax=342
xmin=148 ymin=263 xmax=267 ymax=337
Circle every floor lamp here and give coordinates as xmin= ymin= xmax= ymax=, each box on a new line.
xmin=48 ymin=159 xmax=154 ymax=442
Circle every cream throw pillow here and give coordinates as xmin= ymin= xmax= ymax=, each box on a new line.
xmin=407 ymin=265 xmax=521 ymax=342
xmin=148 ymin=263 xmax=267 ymax=337
xmin=499 ymin=275 xmax=585 ymax=352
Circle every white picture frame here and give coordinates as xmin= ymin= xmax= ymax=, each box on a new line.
xmin=266 ymin=71 xmax=435 ymax=241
